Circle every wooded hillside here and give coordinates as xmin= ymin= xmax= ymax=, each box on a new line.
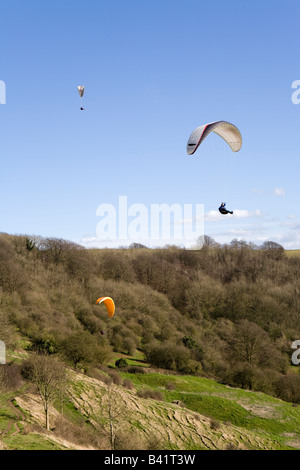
xmin=1 ymin=233 xmax=300 ymax=403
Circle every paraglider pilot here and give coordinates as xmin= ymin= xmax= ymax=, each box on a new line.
xmin=219 ymin=202 xmax=233 ymax=215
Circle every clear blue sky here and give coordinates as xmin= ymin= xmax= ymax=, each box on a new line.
xmin=1 ymin=0 xmax=300 ymax=248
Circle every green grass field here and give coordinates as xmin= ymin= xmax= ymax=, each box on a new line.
xmin=119 ymin=370 xmax=300 ymax=449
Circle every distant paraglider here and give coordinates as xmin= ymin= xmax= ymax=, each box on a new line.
xmin=96 ymin=297 xmax=115 ymax=318
xmin=77 ymin=86 xmax=85 ymax=110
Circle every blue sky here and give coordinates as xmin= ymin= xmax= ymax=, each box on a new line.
xmin=1 ymin=0 xmax=300 ymax=248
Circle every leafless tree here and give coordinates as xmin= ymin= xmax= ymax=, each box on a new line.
xmin=25 ymin=355 xmax=68 ymax=431
xmin=102 ymin=383 xmax=125 ymax=450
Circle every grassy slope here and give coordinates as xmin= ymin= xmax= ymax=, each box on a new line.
xmin=1 ymin=353 xmax=300 ymax=450
xmin=285 ymin=250 xmax=300 ymax=257
xmin=120 ymin=371 xmax=300 ymax=446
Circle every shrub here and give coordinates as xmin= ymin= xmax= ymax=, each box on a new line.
xmin=210 ymin=418 xmax=221 ymax=431
xmin=126 ymin=366 xmax=147 ymax=374
xmin=29 ymin=334 xmax=58 ymax=355
xmin=107 ymin=370 xmax=122 ymax=385
xmin=122 ymin=378 xmax=134 ymax=390
xmin=137 ymin=388 xmax=164 ymax=401
xmin=115 ymin=358 xmax=128 ymax=369
xmin=145 ymin=341 xmax=191 ymax=372
xmin=59 ymin=331 xmax=112 ymax=368
xmin=276 ymin=373 xmax=300 ymax=403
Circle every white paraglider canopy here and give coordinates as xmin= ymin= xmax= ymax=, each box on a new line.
xmin=77 ymin=86 xmax=85 ymax=97
xmin=187 ymin=121 xmax=242 ymax=155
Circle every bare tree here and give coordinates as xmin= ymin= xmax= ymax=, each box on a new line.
xmin=261 ymin=241 xmax=284 ymax=259
xmin=227 ymin=320 xmax=279 ymax=369
xmin=196 ymin=235 xmax=219 ymax=249
xmin=102 ymin=383 xmax=125 ymax=450
xmin=25 ymin=355 xmax=68 ymax=431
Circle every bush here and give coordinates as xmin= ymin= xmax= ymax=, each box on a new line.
xmin=276 ymin=373 xmax=300 ymax=403
xmin=127 ymin=366 xmax=147 ymax=374
xmin=137 ymin=388 xmax=164 ymax=401
xmin=122 ymin=378 xmax=134 ymax=390
xmin=107 ymin=370 xmax=122 ymax=385
xmin=29 ymin=334 xmax=58 ymax=355
xmin=115 ymin=358 xmax=128 ymax=369
xmin=145 ymin=341 xmax=191 ymax=372
xmin=210 ymin=418 xmax=221 ymax=431
xmin=53 ymin=415 xmax=107 ymax=449
xmin=60 ymin=331 xmax=112 ymax=368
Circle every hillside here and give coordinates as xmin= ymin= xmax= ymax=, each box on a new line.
xmin=1 ymin=233 xmax=300 ymax=450
xmin=2 ymin=362 xmax=300 ymax=450
xmin=286 ymin=250 xmax=300 ymax=258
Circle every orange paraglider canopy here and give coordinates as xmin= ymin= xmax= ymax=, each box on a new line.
xmin=96 ymin=297 xmax=115 ymax=318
